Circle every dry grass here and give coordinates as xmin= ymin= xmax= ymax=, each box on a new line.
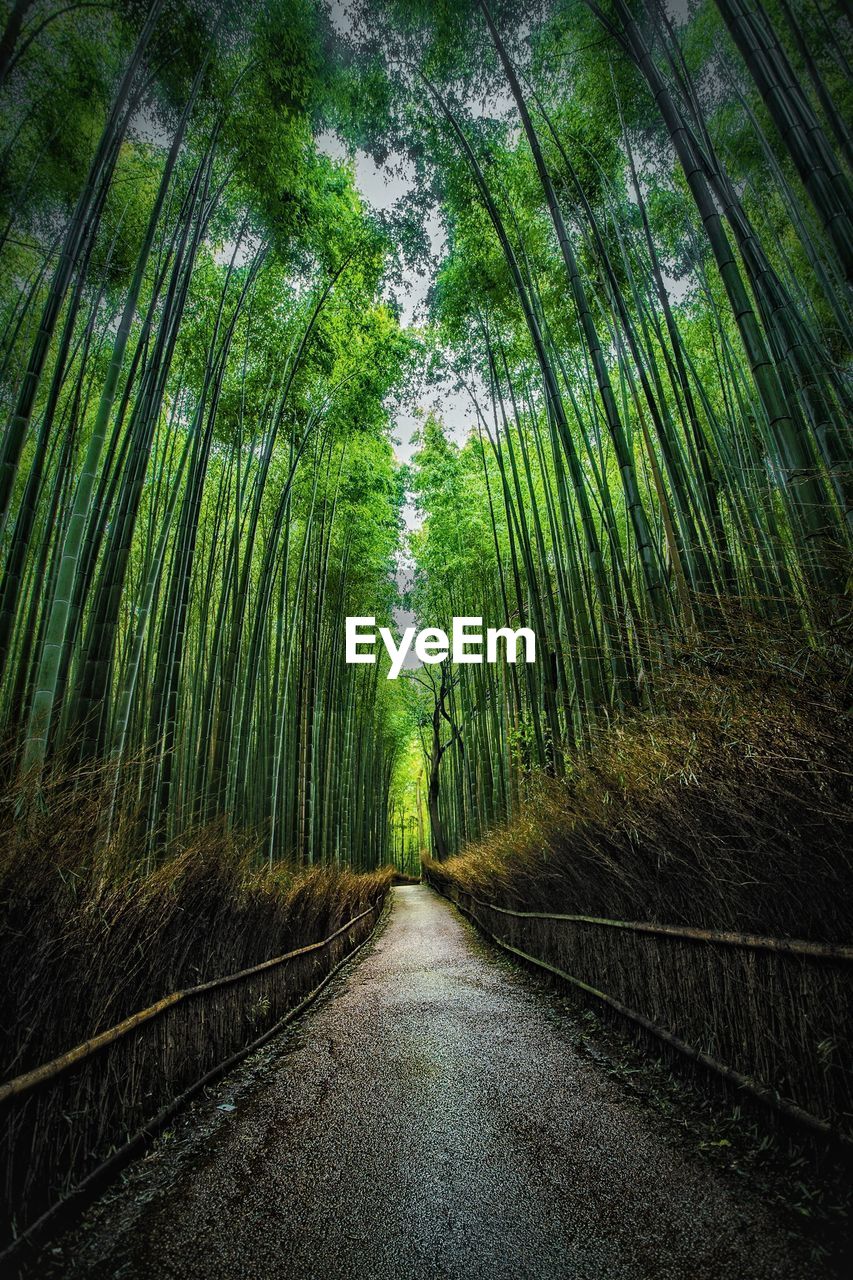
xmin=0 ymin=771 xmax=392 ymax=1244
xmin=429 ymin=628 xmax=852 ymax=941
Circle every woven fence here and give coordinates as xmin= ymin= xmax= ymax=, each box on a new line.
xmin=0 ymin=896 xmax=385 ymax=1254
xmin=426 ymin=870 xmax=852 ymax=1147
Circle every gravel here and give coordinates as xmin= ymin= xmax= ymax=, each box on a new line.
xmin=45 ymin=884 xmax=830 ymax=1280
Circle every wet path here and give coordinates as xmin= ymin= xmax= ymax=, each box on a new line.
xmin=56 ymin=885 xmax=821 ymax=1279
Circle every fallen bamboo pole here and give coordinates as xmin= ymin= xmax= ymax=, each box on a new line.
xmin=0 ymin=901 xmax=380 ymax=1106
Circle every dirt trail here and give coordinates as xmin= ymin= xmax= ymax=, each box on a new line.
xmin=52 ymin=884 xmax=824 ymax=1279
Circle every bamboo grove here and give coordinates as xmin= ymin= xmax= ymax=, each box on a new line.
xmin=0 ymin=0 xmax=850 ymax=873
xmin=384 ymin=0 xmax=851 ymax=860
xmin=0 ymin=0 xmax=414 ymax=869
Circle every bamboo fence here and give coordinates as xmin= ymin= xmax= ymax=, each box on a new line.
xmin=0 ymin=897 xmax=385 ymax=1258
xmin=425 ymin=872 xmax=853 ymax=1150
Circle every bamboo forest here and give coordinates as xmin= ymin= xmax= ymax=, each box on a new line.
xmin=0 ymin=1 xmax=851 ymax=1276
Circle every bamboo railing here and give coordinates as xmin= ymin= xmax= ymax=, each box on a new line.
xmin=0 ymin=903 xmax=379 ymax=1106
xmin=426 ymin=873 xmax=853 ymax=1151
xmin=0 ymin=896 xmax=386 ymax=1268
xmin=459 ymin=892 xmax=853 ymax=960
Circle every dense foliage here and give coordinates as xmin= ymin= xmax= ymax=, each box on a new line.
xmin=0 ymin=0 xmax=417 ymax=868
xmin=381 ymin=0 xmax=852 ymax=858
xmin=0 ymin=0 xmax=849 ymax=873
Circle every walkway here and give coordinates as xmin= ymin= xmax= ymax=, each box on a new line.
xmin=54 ymin=885 xmax=819 ymax=1279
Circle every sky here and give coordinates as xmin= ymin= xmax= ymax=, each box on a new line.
xmin=323 ymin=0 xmax=514 ymax=477
xmin=320 ymin=0 xmax=515 ymax=645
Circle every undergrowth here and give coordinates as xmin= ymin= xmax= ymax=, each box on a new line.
xmin=427 ymin=620 xmax=853 ymax=942
xmin=0 ymin=768 xmax=391 ymax=1079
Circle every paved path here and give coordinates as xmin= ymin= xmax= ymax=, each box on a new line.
xmin=56 ymin=885 xmax=821 ymax=1280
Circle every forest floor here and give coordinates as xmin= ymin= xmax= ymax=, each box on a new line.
xmin=37 ymin=885 xmax=847 ymax=1280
